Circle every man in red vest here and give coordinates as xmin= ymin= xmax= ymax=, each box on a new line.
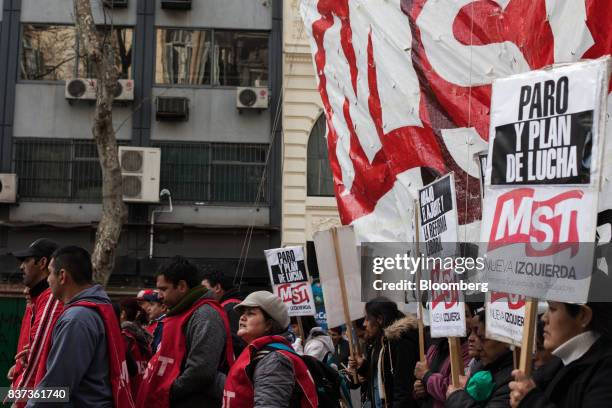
xmin=202 ymin=271 xmax=246 ymax=357
xmin=8 ymin=238 xmax=63 ymax=407
xmin=137 ymin=256 xmax=234 ymax=408
xmin=26 ymin=246 xmax=134 ymax=408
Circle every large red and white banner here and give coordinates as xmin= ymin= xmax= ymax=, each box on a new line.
xmin=300 ymin=0 xmax=612 ymax=243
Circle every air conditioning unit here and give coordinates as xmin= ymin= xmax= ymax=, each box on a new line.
xmin=236 ymin=87 xmax=269 ymax=110
xmin=103 ymin=0 xmax=128 ymax=8
xmin=156 ymin=96 xmax=189 ymax=121
xmin=161 ymin=0 xmax=191 ymax=10
xmin=65 ymin=78 xmax=134 ymax=101
xmin=118 ymin=147 xmax=161 ymax=203
xmin=0 ymin=174 xmax=17 ymax=203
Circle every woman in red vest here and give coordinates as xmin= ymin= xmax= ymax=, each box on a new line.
xmin=222 ymin=291 xmax=318 ymax=408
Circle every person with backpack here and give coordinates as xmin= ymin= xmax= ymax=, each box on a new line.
xmin=349 ymin=297 xmax=420 ymax=408
xmin=223 ymin=291 xmax=318 ymax=408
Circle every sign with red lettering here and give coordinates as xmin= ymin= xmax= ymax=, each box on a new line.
xmin=428 ymin=268 xmax=466 ymax=338
xmin=481 ymin=58 xmax=610 ymax=303
xmin=265 ymin=246 xmax=316 ymax=317
xmin=486 ymin=291 xmax=526 ymax=346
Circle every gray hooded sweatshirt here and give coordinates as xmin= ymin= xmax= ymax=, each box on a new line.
xmin=27 ymin=284 xmax=114 ymax=408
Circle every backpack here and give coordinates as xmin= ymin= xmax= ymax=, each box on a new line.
xmin=252 ymin=342 xmax=343 ymax=408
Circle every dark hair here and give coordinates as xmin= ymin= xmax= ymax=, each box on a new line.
xmin=120 ymin=298 xmax=144 ymax=323
xmin=202 ymin=271 xmax=234 ymax=291
xmin=329 ymin=326 xmax=343 ymax=334
xmin=51 ymin=245 xmax=92 ymax=285
xmin=300 ymin=315 xmax=318 ymax=336
xmin=477 ymin=309 xmax=486 ymax=326
xmin=156 ymin=256 xmax=200 ymax=288
xmin=262 ymin=309 xmax=285 ymax=336
xmin=355 ymin=317 xmax=365 ymax=330
xmin=365 ymin=297 xmax=404 ymax=330
xmin=565 ymin=302 xmax=612 ymax=341
xmin=536 ymin=315 xmax=545 ymax=349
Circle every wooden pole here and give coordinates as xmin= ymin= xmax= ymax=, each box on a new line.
xmin=519 ymin=299 xmax=538 ymax=377
xmin=414 ymin=199 xmax=426 ymax=362
xmin=297 ymin=316 xmax=306 ymax=342
xmin=513 ymin=347 xmax=520 ymax=370
xmin=448 ymin=337 xmax=464 ymax=387
xmin=331 ymin=227 xmax=358 ymax=382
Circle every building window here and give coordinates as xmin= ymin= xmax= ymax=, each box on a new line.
xmin=13 ymin=139 xmax=112 ymax=201
xmin=20 ymin=24 xmax=133 ymax=81
xmin=213 ymin=31 xmax=268 ymax=87
xmin=307 ymin=115 xmax=334 ymax=197
xmin=155 ymin=28 xmax=211 ymax=85
xmin=155 ymin=29 xmax=268 ymax=87
xmin=154 ymin=142 xmax=269 ymax=204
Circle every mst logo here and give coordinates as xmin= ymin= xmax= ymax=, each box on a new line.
xmin=277 ymin=282 xmax=311 ymax=304
xmin=431 ymin=269 xmax=458 ymax=310
xmin=488 ymin=188 xmax=582 ymax=257
xmin=490 ymin=291 xmax=526 ymax=310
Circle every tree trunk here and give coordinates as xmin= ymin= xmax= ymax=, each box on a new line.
xmin=74 ymin=0 xmax=127 ymax=286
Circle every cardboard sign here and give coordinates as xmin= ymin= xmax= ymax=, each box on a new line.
xmin=313 ymin=226 xmax=365 ymax=328
xmin=485 ymin=291 xmax=527 ymax=347
xmin=481 ymin=58 xmax=610 ymax=303
xmin=418 ymin=173 xmax=458 ymax=256
xmin=265 ymin=246 xmax=316 ymax=317
xmin=428 ymin=268 xmax=466 ymax=338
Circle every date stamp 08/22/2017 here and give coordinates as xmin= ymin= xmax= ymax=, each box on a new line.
xmin=0 ymin=387 xmax=70 ymax=403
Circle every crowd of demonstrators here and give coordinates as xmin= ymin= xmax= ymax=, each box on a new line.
xmin=202 ymin=271 xmax=247 ymax=357
xmin=136 ymin=256 xmax=234 ymax=408
xmin=6 ymin=243 xmax=612 ymax=408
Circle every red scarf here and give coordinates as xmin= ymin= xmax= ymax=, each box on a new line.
xmin=136 ymin=298 xmax=234 ymax=408
xmin=222 ymin=336 xmax=318 ymax=408
xmin=36 ymin=301 xmax=134 ymax=408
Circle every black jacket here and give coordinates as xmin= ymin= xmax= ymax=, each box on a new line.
xmin=519 ymin=337 xmax=612 ymax=408
xmin=445 ymin=350 xmax=513 ymax=408
xmin=358 ymin=315 xmax=420 ymax=408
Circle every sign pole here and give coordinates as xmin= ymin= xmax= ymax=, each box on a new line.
xmin=414 ymin=199 xmax=426 ymax=362
xmin=297 ymin=316 xmax=306 ymax=342
xmin=448 ymin=337 xmax=464 ymax=387
xmin=331 ymin=227 xmax=358 ymax=382
xmin=519 ymin=298 xmax=538 ymax=377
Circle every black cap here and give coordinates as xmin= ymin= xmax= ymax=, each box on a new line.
xmin=11 ymin=238 xmax=59 ymax=261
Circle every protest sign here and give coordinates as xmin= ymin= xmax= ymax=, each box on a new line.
xmin=485 ymin=291 xmax=527 ymax=347
xmin=428 ymin=269 xmax=466 ymax=338
xmin=264 ymin=246 xmax=316 ymax=317
xmin=313 ymin=226 xmax=365 ymax=329
xmin=418 ymin=173 xmax=458 ymax=257
xmin=481 ymin=58 xmax=611 ymax=303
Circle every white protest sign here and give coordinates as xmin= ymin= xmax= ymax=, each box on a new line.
xmin=313 ymin=226 xmax=365 ymax=328
xmin=417 ymin=175 xmax=465 ymax=337
xmin=485 ymin=291 xmax=527 ymax=347
xmin=265 ymin=246 xmax=316 ymax=317
xmin=481 ymin=58 xmax=611 ymax=303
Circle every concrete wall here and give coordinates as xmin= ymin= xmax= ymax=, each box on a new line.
xmin=281 ymin=0 xmax=339 ymax=246
xmin=155 ymin=0 xmax=271 ymax=29
xmin=13 ymin=83 xmax=133 ymax=139
xmin=150 ymin=87 xmax=270 ymax=143
xmin=21 ymin=0 xmax=137 ymax=25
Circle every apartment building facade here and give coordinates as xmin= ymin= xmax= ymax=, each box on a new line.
xmin=0 ymin=0 xmax=282 ymax=291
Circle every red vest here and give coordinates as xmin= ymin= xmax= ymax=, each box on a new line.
xmin=122 ymin=328 xmax=152 ymax=398
xmin=11 ymin=303 xmax=32 ymax=388
xmin=36 ymin=300 xmax=135 ymax=408
xmin=221 ymin=298 xmax=242 ymax=308
xmin=222 ymin=336 xmax=318 ymax=408
xmin=136 ymin=298 xmax=234 ymax=408
xmin=12 ymin=287 xmax=63 ymax=408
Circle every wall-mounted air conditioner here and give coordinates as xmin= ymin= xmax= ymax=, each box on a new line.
xmin=156 ymin=96 xmax=189 ymax=121
xmin=236 ymin=87 xmax=269 ymax=110
xmin=0 ymin=174 xmax=17 ymax=203
xmin=119 ymin=147 xmax=161 ymax=203
xmin=161 ymin=0 xmax=191 ymax=10
xmin=65 ymin=78 xmax=134 ymax=101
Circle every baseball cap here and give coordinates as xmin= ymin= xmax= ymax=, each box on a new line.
xmin=234 ymin=291 xmax=289 ymax=329
xmin=11 ymin=238 xmax=59 ymax=261
xmin=136 ymin=289 xmax=161 ymax=303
